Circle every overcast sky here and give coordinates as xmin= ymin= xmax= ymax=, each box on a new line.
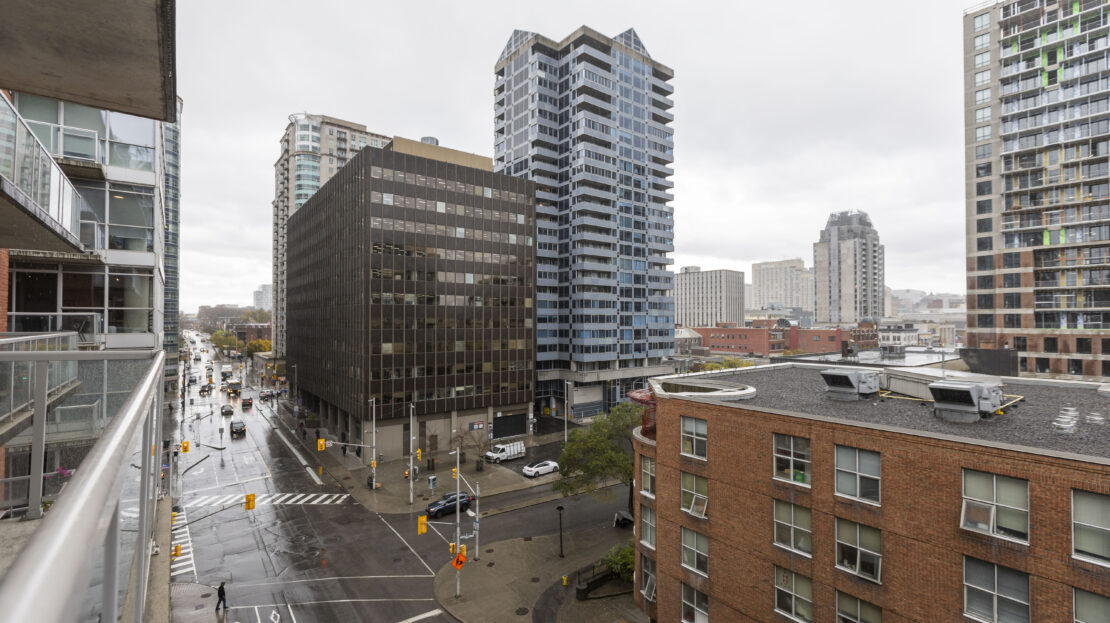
xmin=177 ymin=0 xmax=975 ymax=314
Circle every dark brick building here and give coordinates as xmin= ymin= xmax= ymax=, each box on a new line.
xmin=286 ymin=137 xmax=536 ymax=460
xmin=632 ymin=364 xmax=1110 ymax=622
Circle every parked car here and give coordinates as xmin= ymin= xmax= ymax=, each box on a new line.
xmin=220 ymin=405 xmax=234 ymax=416
xmin=522 ymin=460 xmax=559 ymax=478
xmin=484 ymin=441 xmax=526 ymax=463
xmin=230 ymin=420 xmax=246 ymax=438
xmin=220 ymin=383 xmax=228 ymax=393
xmin=426 ymin=492 xmax=472 ymax=518
xmin=198 ymin=386 xmax=210 ymax=397
xmin=240 ymin=397 xmax=253 ymax=409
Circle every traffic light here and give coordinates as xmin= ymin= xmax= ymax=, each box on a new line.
xmin=173 ymin=544 xmax=181 ymax=558
xmin=452 ymin=467 xmax=458 ymax=480
xmin=416 ymin=448 xmax=422 ymax=461
xmin=371 ymin=460 xmax=377 ymax=468
xmin=182 ymin=441 xmax=190 ymax=453
xmin=171 ymin=511 xmax=177 ymax=525
xmin=317 ymin=438 xmax=325 ymax=451
xmin=449 ymin=542 xmax=457 ymax=554
xmin=245 ymin=493 xmax=256 ymax=510
xmin=417 ymin=515 xmax=427 ymax=535
xmin=460 ymin=544 xmax=467 ymax=557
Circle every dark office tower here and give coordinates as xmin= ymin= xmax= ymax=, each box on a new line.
xmin=495 ymin=27 xmax=677 ymax=419
xmin=286 ymin=137 xmax=536 ymax=459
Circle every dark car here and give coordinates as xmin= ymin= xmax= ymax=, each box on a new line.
xmin=220 ymin=405 xmax=234 ymax=416
xmin=230 ymin=420 xmax=246 ymax=438
xmin=241 ymin=397 xmax=253 ymax=409
xmin=426 ymin=492 xmax=472 ymax=518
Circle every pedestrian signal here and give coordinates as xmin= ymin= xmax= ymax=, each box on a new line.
xmin=371 ymin=460 xmax=377 ymax=468
xmin=182 ymin=441 xmax=190 ymax=453
xmin=449 ymin=542 xmax=457 ymax=554
xmin=418 ymin=515 xmax=427 ymax=535
xmin=245 ymin=493 xmax=256 ymax=510
xmin=317 ymin=438 xmax=325 ymax=451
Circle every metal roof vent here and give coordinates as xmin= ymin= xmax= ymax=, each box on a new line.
xmin=1053 ymin=407 xmax=1079 ymax=434
xmin=820 ymin=369 xmax=880 ymax=401
xmin=928 ymin=380 xmax=1004 ymax=423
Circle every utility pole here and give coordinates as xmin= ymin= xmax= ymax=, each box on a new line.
xmin=409 ymin=402 xmax=415 ymax=506
xmin=455 ymin=447 xmax=461 ymax=598
xmin=474 ymin=481 xmax=480 ymax=561
xmin=370 ymin=396 xmax=377 ymax=484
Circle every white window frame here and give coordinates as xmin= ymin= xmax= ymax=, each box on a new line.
xmin=961 ymin=469 xmax=1029 ymax=543
xmin=974 ymin=13 xmax=990 ymax=32
xmin=1072 ymin=489 xmax=1110 ymax=566
xmin=681 ymin=583 xmax=708 ymax=623
xmin=834 ymin=445 xmax=881 ymax=505
xmin=773 ymin=499 xmax=813 ymax=556
xmin=681 ymin=527 xmax=709 ymax=577
xmin=681 ymin=471 xmax=709 ymax=519
xmin=976 ymin=108 xmax=992 ymax=123
xmin=639 ymin=554 xmax=656 ymax=602
xmin=962 ymin=556 xmax=1029 ymax=623
xmin=976 ymin=126 xmax=992 ymax=142
xmin=975 ymin=69 xmax=992 ymax=86
xmin=974 ymin=32 xmax=991 ymax=50
xmin=680 ymin=415 xmax=708 ymax=460
xmin=640 ymin=455 xmax=655 ymax=498
xmin=773 ymin=433 xmax=811 ymax=486
xmin=1075 ymin=587 xmax=1110 ymax=623
xmin=975 ymin=51 xmax=991 ymax=68
xmin=774 ymin=566 xmax=813 ymax=623
xmin=640 ymin=504 xmax=655 ymax=549
xmin=835 ymin=518 xmax=883 ymax=584
xmin=976 ymin=88 xmax=991 ymax=105
xmin=836 ymin=591 xmax=882 ymax=623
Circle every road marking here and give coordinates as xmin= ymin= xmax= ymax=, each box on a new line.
xmin=303 ymin=465 xmax=323 ymax=485
xmin=428 ymin=522 xmax=449 ymax=545
xmin=397 ymin=610 xmax=444 ymax=623
xmin=229 ymin=598 xmax=436 ymax=610
xmin=286 ymin=604 xmax=297 ymax=623
xmin=377 ymin=514 xmax=435 ymax=576
xmin=466 ymin=509 xmax=475 ymax=517
xmin=169 ymin=509 xmax=197 ymax=582
xmin=275 ymin=429 xmax=309 ymax=466
xmin=185 ymin=474 xmax=271 ymax=495
xmin=286 ymin=494 xmax=309 ymax=505
xmin=234 ymin=575 xmax=434 ymax=588
xmin=183 ymin=493 xmax=349 ymax=507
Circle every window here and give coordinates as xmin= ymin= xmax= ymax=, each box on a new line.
xmin=977 ymin=144 xmax=993 ymax=159
xmin=382 ymin=193 xmax=394 ymax=206
xmin=977 ymin=163 xmax=992 ymax=177
xmin=681 ymin=416 xmax=707 ymax=459
xmin=639 ymin=554 xmax=656 ymax=602
xmin=975 ymin=51 xmax=991 ymax=68
xmin=978 ymin=256 xmax=995 ymax=270
xmin=837 ymin=591 xmax=882 ymax=623
xmin=774 ymin=499 xmax=812 ymax=555
xmin=978 ymin=237 xmax=994 ymax=251
xmin=978 ymin=275 xmax=995 ymax=289
xmin=1075 ymin=588 xmax=1109 ymax=623
xmin=975 ymin=70 xmax=992 ymax=86
xmin=1002 ymin=252 xmax=1020 ymax=269
xmin=836 ymin=519 xmax=882 ymax=583
xmin=681 ymin=471 xmax=708 ymax=518
xmin=1004 ymin=314 xmax=1021 ymax=328
xmin=976 ymin=88 xmax=991 ymax=105
xmin=977 ymin=180 xmax=992 ymax=195
xmin=681 ymin=583 xmax=708 ymax=623
xmin=1013 ymin=337 xmax=1027 ymax=351
xmin=963 ymin=556 xmax=1029 ymax=623
xmin=835 ymin=446 xmax=881 ymax=504
xmin=641 ymin=456 xmax=655 ymax=496
xmin=1044 ymin=337 xmax=1058 ymax=353
xmin=640 ymin=504 xmax=655 ymax=548
xmin=773 ymin=433 xmax=811 ymax=485
xmin=974 ymin=13 xmax=990 ymax=32
xmin=977 ymin=217 xmax=993 ymax=233
xmin=681 ymin=527 xmax=709 ymax=576
xmin=1002 ymin=272 xmax=1021 ymax=288
xmin=961 ymin=469 xmax=1029 ymax=542
xmin=774 ymin=566 xmax=813 ymax=622
xmin=975 ymin=108 xmax=992 ymax=123
xmin=976 ymin=126 xmax=992 ymax=142
xmin=977 ymin=199 xmax=993 ymax=214
xmin=1076 ymin=338 xmax=1092 ymax=354
xmin=1073 ymin=489 xmax=1110 ymax=565
xmin=974 ymin=33 xmax=990 ymax=50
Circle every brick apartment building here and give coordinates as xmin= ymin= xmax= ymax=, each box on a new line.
xmin=691 ymin=324 xmax=844 ymax=357
xmin=631 ymin=364 xmax=1110 ymax=622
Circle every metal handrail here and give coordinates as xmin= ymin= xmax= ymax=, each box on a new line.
xmin=0 ymin=349 xmax=163 ymax=622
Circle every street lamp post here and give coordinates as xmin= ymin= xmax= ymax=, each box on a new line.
xmin=369 ymin=397 xmax=377 ymax=483
xmin=556 ymin=505 xmax=565 ymax=558
xmin=291 ymin=363 xmax=298 ymax=411
xmin=454 ymin=448 xmax=461 ymax=598
xmin=409 ymin=403 xmax=415 ymax=506
xmin=563 ymin=380 xmax=572 ymax=444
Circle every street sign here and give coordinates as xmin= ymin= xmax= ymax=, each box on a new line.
xmin=452 ymin=553 xmax=467 ymax=569
xmin=325 ymin=440 xmax=334 ymax=448
xmin=473 ymin=520 xmax=479 ymax=530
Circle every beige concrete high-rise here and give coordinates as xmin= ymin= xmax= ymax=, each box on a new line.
xmin=272 ymin=114 xmax=390 ymax=357
xmin=813 ymin=210 xmax=885 ymax=324
xmin=751 ymin=258 xmax=815 ymax=312
xmin=675 ymin=266 xmax=744 ymax=327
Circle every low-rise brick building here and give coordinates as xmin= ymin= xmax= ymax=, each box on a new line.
xmin=632 ymin=364 xmax=1110 ymax=622
xmin=691 ymin=325 xmax=843 ymax=357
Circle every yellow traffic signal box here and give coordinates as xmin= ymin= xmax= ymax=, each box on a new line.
xmin=460 ymin=544 xmax=467 ymax=557
xmin=449 ymin=542 xmax=457 ymax=554
xmin=417 ymin=515 xmax=427 ymax=535
xmin=317 ymin=438 xmax=325 ymax=451
xmin=452 ymin=467 xmax=458 ymax=480
xmin=416 ymin=448 xmax=422 ymax=461
xmin=182 ymin=441 xmax=190 ymax=453
xmin=245 ymin=493 xmax=256 ymax=510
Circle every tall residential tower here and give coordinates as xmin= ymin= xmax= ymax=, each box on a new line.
xmin=674 ymin=266 xmax=744 ymax=327
xmin=813 ymin=210 xmax=885 ymax=324
xmin=963 ymin=1 xmax=1110 ymax=379
xmin=751 ymin=258 xmax=815 ymax=312
xmin=494 ymin=27 xmax=677 ymax=417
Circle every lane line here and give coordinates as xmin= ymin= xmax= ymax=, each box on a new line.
xmin=229 ymin=598 xmax=436 ymax=610
xmin=428 ymin=523 xmax=449 ymax=545
xmin=275 ymin=429 xmax=309 ymax=466
xmin=185 ymin=474 xmax=270 ymax=494
xmin=397 ymin=610 xmax=444 ymax=623
xmin=303 ymin=466 xmax=323 ymax=485
xmin=377 ymin=514 xmax=435 ymax=576
xmin=234 ymin=574 xmax=434 ymax=588
xmin=287 ymin=604 xmax=298 ymax=623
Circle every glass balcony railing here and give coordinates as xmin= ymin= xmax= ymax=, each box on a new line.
xmin=0 ymin=332 xmax=79 ymax=425
xmin=7 ymin=313 xmax=105 ymax=348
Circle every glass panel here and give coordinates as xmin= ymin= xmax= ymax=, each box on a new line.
xmin=774 ymin=500 xmax=790 ymax=522
xmin=108 ymin=274 xmax=152 ymax=308
xmin=18 ymin=93 xmax=58 ymax=123
xmin=963 ymin=499 xmax=993 ymax=533
xmin=63 ymin=103 xmax=106 ymax=134
xmin=1075 ymin=524 xmax=1110 ymax=560
xmin=108 ymin=225 xmax=153 ymax=251
xmin=1075 ymin=491 xmax=1110 ymax=528
xmin=996 ymin=476 xmax=1027 ymax=508
xmin=860 ymin=525 xmax=881 ymax=552
xmin=996 ymin=596 xmax=1029 ymax=623
xmin=61 ymin=272 xmax=104 ymax=308
xmin=996 ymin=507 xmax=1029 ymax=539
xmin=859 ymin=477 xmax=880 ymax=501
xmin=964 ymin=470 xmax=994 ymax=500
xmin=108 ymin=144 xmax=153 ymax=171
xmin=107 ymin=112 xmax=154 ymax=146
xmin=108 ymin=191 xmax=153 ymax=226
xmin=835 ymin=446 xmax=855 ymax=470
xmin=965 ymin=587 xmax=994 ymax=619
xmin=837 ymin=518 xmax=857 ymax=545
xmin=964 ymin=557 xmax=995 ymax=591
xmin=837 ymin=470 xmax=857 ymax=496
xmin=996 ymin=566 xmax=1028 ymax=602
xmin=794 ymin=506 xmax=811 ymax=530
xmin=1076 ymin=589 xmax=1110 ymax=623
xmin=858 ymin=450 xmax=880 ymax=476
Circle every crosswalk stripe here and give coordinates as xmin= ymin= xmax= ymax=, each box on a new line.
xmin=306 ymin=494 xmax=329 ymax=504
xmin=256 ymin=494 xmax=271 ymax=505
xmin=182 ymin=492 xmax=351 ymax=507
xmin=287 ymin=494 xmax=309 ymax=504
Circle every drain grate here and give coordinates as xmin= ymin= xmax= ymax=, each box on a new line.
xmin=523 ymin=536 xmax=532 ymax=541
xmin=515 ymin=607 xmax=529 ymax=616
xmin=487 ymin=562 xmax=495 ymax=567
xmin=530 ymin=577 xmax=540 ymax=583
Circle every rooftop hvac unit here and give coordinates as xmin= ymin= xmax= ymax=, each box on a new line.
xmin=820 ymin=369 xmax=880 ymax=401
xmin=928 ymin=380 xmax=1004 ymax=423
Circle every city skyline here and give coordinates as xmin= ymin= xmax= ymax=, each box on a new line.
xmin=174 ymin=0 xmax=974 ymax=313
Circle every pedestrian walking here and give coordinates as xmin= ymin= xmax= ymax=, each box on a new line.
xmin=315 ymin=428 xmax=320 ymax=442
xmin=214 ymin=581 xmax=227 ymax=611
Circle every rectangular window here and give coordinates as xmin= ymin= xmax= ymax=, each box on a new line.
xmin=977 ymin=181 xmax=992 ymax=195
xmin=680 ymin=416 xmax=707 ymax=459
xmin=773 ymin=433 xmax=811 ymax=486
xmin=835 ymin=446 xmax=881 ymax=504
xmin=975 ymin=70 xmax=992 ymax=86
xmin=837 ymin=592 xmax=882 ymax=623
xmin=639 ymin=554 xmax=656 ymax=602
xmin=978 ymin=275 xmax=995 ymax=289
xmin=961 ymin=469 xmax=1029 ymax=542
xmin=974 ymin=32 xmax=990 ymax=50
xmin=1013 ymin=337 xmax=1027 ymax=351
xmin=977 ymin=218 xmax=993 ymax=233
xmin=1002 ymin=252 xmax=1020 ymax=268
xmin=1075 ymin=588 xmax=1109 ymax=623
xmin=1073 ymin=489 xmax=1110 ymax=565
xmin=1004 ymin=314 xmax=1021 ymax=328
xmin=1003 ymin=272 xmax=1021 ymax=288
xmin=774 ymin=499 xmax=813 ymax=555
xmin=836 ymin=519 xmax=882 ymax=583
xmin=382 ymin=193 xmax=393 ymax=206
xmin=974 ymin=13 xmax=990 ymax=32
xmin=775 ymin=566 xmax=813 ymax=622
xmin=976 ymin=143 xmax=993 ymax=159
xmin=1045 ymin=337 xmax=1058 ymax=352
xmin=1076 ymin=338 xmax=1092 ymax=354
xmin=976 ymin=126 xmax=992 ymax=142
xmin=975 ymin=108 xmax=992 ymax=123
xmin=978 ymin=294 xmax=995 ymax=309
xmin=680 ymin=471 xmax=708 ymax=518
xmin=975 ymin=51 xmax=991 ymax=68
xmin=681 ymin=527 xmax=709 ymax=576
xmin=977 ymin=256 xmax=995 ymax=270
xmin=977 ymin=199 xmax=993 ymax=214
xmin=978 ymin=237 xmax=994 ymax=251
xmin=963 ymin=556 xmax=1029 ymax=623
xmin=976 ymin=88 xmax=991 ymax=105
xmin=640 ymin=504 xmax=655 ymax=548
xmin=976 ymin=163 xmax=992 ymax=177
xmin=640 ymin=456 xmax=655 ymax=496
xmin=681 ymin=583 xmax=708 ymax=623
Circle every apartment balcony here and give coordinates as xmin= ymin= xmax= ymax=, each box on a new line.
xmin=0 ymin=341 xmax=165 ymax=622
xmin=7 ymin=313 xmax=106 ymax=350
xmin=572 ymin=229 xmax=618 ymax=245
xmin=570 ymin=213 xmax=615 ymax=229
xmin=571 ymin=275 xmax=617 ymax=288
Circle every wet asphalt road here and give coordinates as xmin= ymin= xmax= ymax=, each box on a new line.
xmin=171 ymin=335 xmax=625 ymax=623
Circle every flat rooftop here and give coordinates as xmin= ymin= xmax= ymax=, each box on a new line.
xmin=652 ymin=365 xmax=1110 ymax=462
xmin=782 ymin=347 xmax=961 ymax=368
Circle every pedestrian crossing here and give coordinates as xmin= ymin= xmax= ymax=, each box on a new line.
xmin=170 ymin=509 xmax=197 ymax=582
xmin=183 ymin=492 xmax=350 ymax=508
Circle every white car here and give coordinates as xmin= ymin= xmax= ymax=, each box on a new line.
xmin=522 ymin=460 xmax=559 ymax=478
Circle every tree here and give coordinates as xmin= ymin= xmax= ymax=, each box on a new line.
xmin=553 ymin=401 xmax=644 ymax=513
xmin=452 ymin=429 xmax=490 ymax=471
xmin=602 ymin=540 xmax=635 ymax=582
xmin=239 ymin=308 xmax=272 ymax=324
xmin=245 ymin=339 xmax=272 ymax=358
xmin=210 ymin=330 xmax=243 ymax=354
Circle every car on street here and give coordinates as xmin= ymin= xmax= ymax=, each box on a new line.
xmin=198 ymin=386 xmax=210 ymax=396
xmin=240 ymin=397 xmax=253 ymax=409
xmin=220 ymin=405 xmax=234 ymax=416
xmin=522 ymin=460 xmax=559 ymax=478
xmin=220 ymin=383 xmax=228 ymax=393
xmin=230 ymin=420 xmax=246 ymax=438
xmin=426 ymin=492 xmax=472 ymax=518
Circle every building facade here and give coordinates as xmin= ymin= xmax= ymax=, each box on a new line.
xmin=163 ymin=98 xmax=182 ymax=388
xmin=632 ymin=363 xmax=1110 ymax=622
xmin=813 ymin=210 xmax=885 ymax=325
xmin=674 ymin=266 xmax=744 ymax=328
xmin=272 ymin=113 xmax=391 ymax=357
xmin=494 ymin=27 xmax=677 ymax=418
xmin=751 ymin=258 xmax=815 ymax=313
xmin=692 ymin=324 xmax=843 ymax=357
xmin=963 ymin=1 xmax=1110 ymax=380
xmin=286 ymin=137 xmax=536 ymax=459
xmin=252 ymin=283 xmax=272 ymax=311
